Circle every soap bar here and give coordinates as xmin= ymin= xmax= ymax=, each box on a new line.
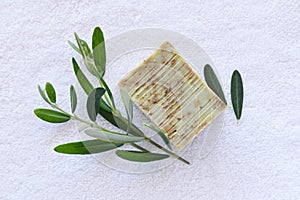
xmin=118 ymin=41 xmax=226 ymax=150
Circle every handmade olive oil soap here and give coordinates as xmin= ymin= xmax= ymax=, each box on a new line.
xmin=118 ymin=41 xmax=226 ymax=150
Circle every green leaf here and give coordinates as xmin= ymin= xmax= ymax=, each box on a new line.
xmin=86 ymin=88 xmax=106 ymax=121
xmin=92 ymin=27 xmax=106 ymax=77
xmin=120 ymin=88 xmax=133 ymax=133
xmin=54 ymin=139 xmax=123 ymax=154
xmin=231 ymin=70 xmax=244 ymax=120
xmin=85 ymin=128 xmax=144 ymax=143
xmin=204 ymin=64 xmax=227 ymax=104
xmin=72 ymin=57 xmax=94 ymax=95
xmin=99 ymin=99 xmax=112 ymax=113
xmin=79 ymin=39 xmax=92 ymax=58
xmin=144 ymin=123 xmax=172 ymax=150
xmin=45 ymin=82 xmax=56 ymax=103
xmin=38 ymin=85 xmax=51 ymax=104
xmin=74 ymin=33 xmax=87 ymax=59
xmin=34 ymin=108 xmax=70 ymax=123
xmin=70 ymin=85 xmax=77 ymax=113
xmin=100 ymin=77 xmax=115 ymax=108
xmin=115 ymin=150 xmax=169 ymax=162
xmin=67 ymin=40 xmax=81 ymax=54
xmin=79 ymin=39 xmax=100 ymax=77
xmin=74 ymin=33 xmax=99 ymax=77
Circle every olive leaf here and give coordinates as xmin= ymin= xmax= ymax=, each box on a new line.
xmin=72 ymin=58 xmax=94 ymax=95
xmin=70 ymin=85 xmax=77 ymax=113
xmin=67 ymin=40 xmax=81 ymax=54
xmin=85 ymin=128 xmax=144 ymax=143
xmin=86 ymin=88 xmax=106 ymax=121
xmin=79 ymin=39 xmax=92 ymax=57
xmin=34 ymin=108 xmax=70 ymax=123
xmin=74 ymin=33 xmax=99 ymax=78
xmin=204 ymin=64 xmax=227 ymax=104
xmin=99 ymin=77 xmax=115 ymax=108
xmin=231 ymin=70 xmax=244 ymax=120
xmin=92 ymin=27 xmax=106 ymax=78
xmin=144 ymin=123 xmax=172 ymax=150
xmin=45 ymin=82 xmax=56 ymax=103
xmin=74 ymin=33 xmax=87 ymax=59
xmin=54 ymin=139 xmax=123 ymax=154
xmin=120 ymin=88 xmax=133 ymax=133
xmin=38 ymin=85 xmax=51 ymax=104
xmin=115 ymin=150 xmax=169 ymax=162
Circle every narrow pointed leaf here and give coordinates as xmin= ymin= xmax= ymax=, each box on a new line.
xmin=34 ymin=108 xmax=70 ymax=123
xmin=79 ymin=39 xmax=92 ymax=58
xmin=74 ymin=33 xmax=99 ymax=77
xmin=80 ymin=39 xmax=100 ymax=77
xmin=120 ymin=88 xmax=133 ymax=133
xmin=115 ymin=150 xmax=169 ymax=162
xmin=85 ymin=128 xmax=144 ymax=143
xmin=72 ymin=58 xmax=94 ymax=95
xmin=67 ymin=40 xmax=81 ymax=54
xmin=86 ymin=88 xmax=105 ymax=121
xmin=45 ymin=82 xmax=56 ymax=103
xmin=99 ymin=99 xmax=112 ymax=113
xmin=54 ymin=139 xmax=123 ymax=154
xmin=231 ymin=70 xmax=244 ymax=120
xmin=74 ymin=32 xmax=86 ymax=59
xmin=38 ymin=85 xmax=51 ymax=104
xmin=144 ymin=123 xmax=172 ymax=150
xmin=70 ymin=85 xmax=77 ymax=113
xmin=204 ymin=64 xmax=227 ymax=104
xmin=92 ymin=27 xmax=106 ymax=77
xmin=100 ymin=77 xmax=115 ymax=107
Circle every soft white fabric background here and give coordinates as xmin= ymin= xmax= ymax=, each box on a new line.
xmin=0 ymin=0 xmax=299 ymax=199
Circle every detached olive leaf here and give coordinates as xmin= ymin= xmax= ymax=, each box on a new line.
xmin=231 ymin=70 xmax=244 ymax=120
xmin=115 ymin=150 xmax=169 ymax=162
xmin=45 ymin=82 xmax=56 ymax=103
xmin=34 ymin=108 xmax=70 ymax=123
xmin=144 ymin=123 xmax=172 ymax=150
xmin=92 ymin=27 xmax=106 ymax=77
xmin=204 ymin=64 xmax=227 ymax=104
xmin=120 ymin=88 xmax=133 ymax=133
xmin=67 ymin=40 xmax=81 ymax=54
xmin=85 ymin=128 xmax=144 ymax=143
xmin=54 ymin=139 xmax=123 ymax=154
xmin=86 ymin=88 xmax=106 ymax=121
xmin=72 ymin=58 xmax=94 ymax=95
xmin=70 ymin=85 xmax=77 ymax=113
xmin=38 ymin=85 xmax=51 ymax=104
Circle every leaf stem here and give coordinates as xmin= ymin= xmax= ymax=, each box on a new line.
xmin=145 ymin=138 xmax=190 ymax=165
xmin=129 ymin=143 xmax=150 ymax=152
xmin=115 ymin=112 xmax=190 ymax=164
xmin=52 ymin=104 xmax=153 ymax=154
